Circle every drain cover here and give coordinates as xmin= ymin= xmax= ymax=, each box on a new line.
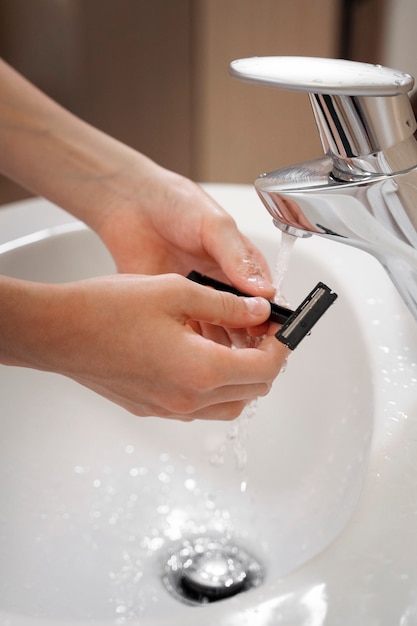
xmin=163 ymin=536 xmax=264 ymax=605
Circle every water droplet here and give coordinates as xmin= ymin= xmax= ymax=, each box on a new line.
xmin=184 ymin=478 xmax=196 ymax=491
xmin=210 ymin=451 xmax=225 ymax=466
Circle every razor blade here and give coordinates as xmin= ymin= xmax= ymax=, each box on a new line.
xmin=186 ymin=270 xmax=337 ymax=349
xmin=275 ymin=282 xmax=338 ymax=350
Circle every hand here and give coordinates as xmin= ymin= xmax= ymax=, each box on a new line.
xmin=92 ymin=163 xmax=276 ymax=299
xmin=5 ymin=274 xmax=288 ymax=421
xmin=0 ymin=59 xmax=288 ymax=422
xmin=0 ymin=59 xmax=275 ymax=300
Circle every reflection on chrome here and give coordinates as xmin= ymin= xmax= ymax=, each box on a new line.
xmin=256 ymin=162 xmax=417 ymax=321
xmin=231 ymin=56 xmax=417 ymax=322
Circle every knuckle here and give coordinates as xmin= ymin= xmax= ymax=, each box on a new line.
xmin=205 ymin=206 xmax=236 ymax=231
xmin=220 ymin=291 xmax=245 ymax=322
xmin=163 ymin=372 xmax=214 ymax=416
xmin=166 ymin=272 xmax=186 ymax=291
xmin=215 ymin=290 xmax=233 ymax=317
xmin=164 ymin=392 xmax=199 ymax=416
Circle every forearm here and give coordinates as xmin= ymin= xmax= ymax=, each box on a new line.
xmin=0 ymin=58 xmax=158 ymax=231
xmin=0 ymin=60 xmax=276 ymax=298
xmin=0 ymin=276 xmax=59 ymax=369
xmin=0 ymin=272 xmax=286 ymax=420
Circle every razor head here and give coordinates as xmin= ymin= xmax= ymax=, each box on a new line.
xmin=186 ymin=271 xmax=337 ymax=348
xmin=276 ymin=282 xmax=338 ymax=350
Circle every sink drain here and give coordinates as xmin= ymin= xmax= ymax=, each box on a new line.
xmin=162 ymin=536 xmax=264 ymax=605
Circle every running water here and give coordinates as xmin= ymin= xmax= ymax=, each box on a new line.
xmin=209 ymin=232 xmax=298 ymax=473
xmin=273 ymin=231 xmax=297 ymax=377
xmin=273 ymin=231 xmax=297 ymax=306
xmin=209 ymin=398 xmax=258 ymax=473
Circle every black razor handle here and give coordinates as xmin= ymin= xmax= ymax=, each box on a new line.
xmin=186 ymin=270 xmax=337 ymax=349
xmin=187 ymin=270 xmax=292 ymax=325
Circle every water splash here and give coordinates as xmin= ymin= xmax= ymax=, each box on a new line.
xmin=209 ymin=233 xmax=297 ymax=474
xmin=209 ymin=398 xmax=258 ymax=471
xmin=274 ymin=231 xmax=297 ymax=305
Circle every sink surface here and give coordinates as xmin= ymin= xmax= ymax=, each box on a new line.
xmin=1 ymin=184 xmax=417 ymax=625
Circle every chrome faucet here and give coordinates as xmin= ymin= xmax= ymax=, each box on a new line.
xmin=230 ymin=57 xmax=417 ymax=321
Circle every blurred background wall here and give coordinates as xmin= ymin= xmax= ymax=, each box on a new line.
xmin=0 ymin=0 xmax=411 ymax=206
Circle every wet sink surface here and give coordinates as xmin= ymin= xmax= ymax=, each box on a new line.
xmin=1 ymin=184 xmax=415 ymax=625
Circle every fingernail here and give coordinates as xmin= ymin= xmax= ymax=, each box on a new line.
xmin=243 ymin=296 xmax=271 ymax=316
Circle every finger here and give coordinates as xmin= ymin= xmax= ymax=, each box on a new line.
xmin=197 ymin=321 xmax=232 ymax=346
xmin=191 ymin=381 xmax=272 ymax=410
xmin=207 ymin=334 xmax=290 ymax=386
xmin=170 ymin=399 xmax=250 ymax=422
xmin=201 ymin=209 xmax=276 ymax=298
xmin=185 ymin=281 xmax=272 ymax=329
xmin=186 ymin=399 xmax=248 ymax=421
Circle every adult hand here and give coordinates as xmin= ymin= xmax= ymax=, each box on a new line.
xmin=91 ymin=163 xmax=276 ymax=300
xmin=2 ymin=274 xmax=288 ymax=420
xmin=0 ymin=59 xmax=289 ymax=420
xmin=0 ymin=59 xmax=275 ymax=300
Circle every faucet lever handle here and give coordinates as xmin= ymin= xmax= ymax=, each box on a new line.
xmin=229 ymin=56 xmax=414 ymax=96
xmin=230 ymin=57 xmax=417 ymax=176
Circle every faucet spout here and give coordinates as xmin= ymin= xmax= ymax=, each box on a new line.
xmin=255 ymin=155 xmax=417 ymax=320
xmin=230 ymin=56 xmax=417 ymax=322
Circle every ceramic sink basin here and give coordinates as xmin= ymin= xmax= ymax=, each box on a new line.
xmin=1 ymin=184 xmax=417 ymax=625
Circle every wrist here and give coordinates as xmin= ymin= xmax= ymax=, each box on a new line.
xmin=0 ymin=277 xmax=62 ymax=370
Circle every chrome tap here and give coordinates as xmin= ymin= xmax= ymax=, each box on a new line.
xmin=230 ymin=57 xmax=417 ymax=321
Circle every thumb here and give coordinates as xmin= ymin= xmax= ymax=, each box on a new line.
xmin=186 ymin=283 xmax=271 ymax=328
xmin=202 ymin=214 xmax=275 ymax=297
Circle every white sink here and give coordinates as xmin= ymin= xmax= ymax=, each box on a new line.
xmin=1 ymin=184 xmax=416 ymax=625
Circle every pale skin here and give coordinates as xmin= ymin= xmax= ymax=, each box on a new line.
xmin=0 ymin=59 xmax=289 ymax=420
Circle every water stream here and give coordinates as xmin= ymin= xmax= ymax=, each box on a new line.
xmin=209 ymin=231 xmax=297 ymax=474
xmin=273 ymin=231 xmax=297 ymax=306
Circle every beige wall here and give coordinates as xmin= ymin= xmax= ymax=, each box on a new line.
xmin=0 ymin=0 xmax=342 ymax=204
xmin=0 ymin=0 xmax=193 ymax=203
xmin=191 ymin=0 xmax=341 ymax=182
xmin=383 ymin=0 xmax=417 ymax=87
